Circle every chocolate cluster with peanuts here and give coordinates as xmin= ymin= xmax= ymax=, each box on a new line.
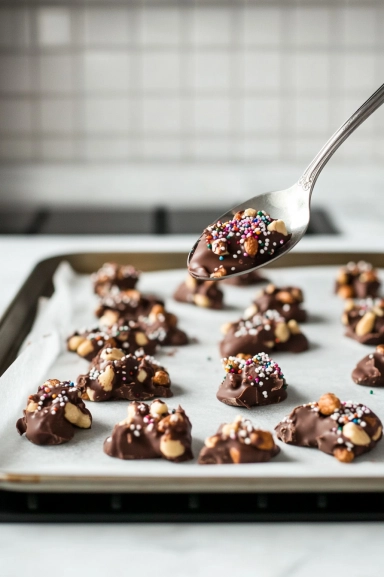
xmin=342 ymin=298 xmax=384 ymax=345
xmin=244 ymin=284 xmax=307 ymax=323
xmin=67 ymin=321 xmax=157 ymax=362
xmin=92 ymin=262 xmax=140 ymax=296
xmin=173 ymin=274 xmax=224 ymax=310
xmin=138 ymin=303 xmax=189 ymax=346
xmin=219 ymin=309 xmax=309 ymax=358
xmin=352 ymin=344 xmax=384 ymax=387
xmin=77 ymin=347 xmax=173 ymax=402
xmin=16 ymin=379 xmax=92 ymax=446
xmin=335 ymin=261 xmax=381 ymax=299
xmin=95 ymin=287 xmax=163 ymax=325
xmin=198 ymin=416 xmax=279 ymax=465
xmin=217 ymin=353 xmax=287 ymax=408
xmin=275 ymin=393 xmax=382 ymax=463
xmin=188 ymin=208 xmax=291 ymax=280
xmin=104 ymin=400 xmax=193 ymax=462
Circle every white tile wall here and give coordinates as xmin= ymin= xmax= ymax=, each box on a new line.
xmin=0 ymin=2 xmax=382 ymax=165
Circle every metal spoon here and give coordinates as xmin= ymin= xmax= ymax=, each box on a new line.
xmin=188 ymin=83 xmax=384 ymax=280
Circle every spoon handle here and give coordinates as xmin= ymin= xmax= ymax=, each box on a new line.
xmin=298 ymin=83 xmax=384 ymax=191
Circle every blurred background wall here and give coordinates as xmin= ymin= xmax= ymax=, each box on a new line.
xmin=0 ymin=1 xmax=383 ymax=208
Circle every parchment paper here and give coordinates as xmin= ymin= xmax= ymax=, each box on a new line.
xmin=1 ymin=262 xmax=384 ymax=482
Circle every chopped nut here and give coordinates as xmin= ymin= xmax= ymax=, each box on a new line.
xmin=26 ymin=401 xmax=38 ymax=412
xmin=344 ymin=299 xmax=355 ymax=312
xmin=211 ymin=239 xmax=229 ymax=256
xmin=135 ymin=332 xmax=148 ymax=346
xmin=243 ymin=208 xmax=257 ymax=218
xmin=153 ymin=370 xmax=170 ymax=386
xmin=274 ymin=322 xmax=290 ymax=343
xmin=229 ymin=447 xmax=241 ymax=464
xmin=342 ymin=422 xmax=371 ymax=446
xmin=137 ymin=369 xmax=147 ymax=383
xmin=68 ymin=335 xmax=86 ymax=351
xmin=267 ymin=219 xmax=288 ymax=236
xmin=318 ymin=393 xmax=341 ymax=416
xmin=221 ymin=322 xmax=233 ymax=335
xmin=244 ymin=304 xmax=258 ymax=319
xmin=355 ymin=311 xmax=376 ymax=336
xmin=373 ymin=306 xmax=384 ymax=317
xmin=265 ymin=284 xmax=276 ymax=294
xmin=99 ymin=310 xmax=119 ymax=327
xmin=291 ymin=288 xmax=303 ymax=302
xmin=98 ymin=365 xmax=115 ymax=391
xmin=64 ymin=402 xmax=91 ymax=429
xmin=372 ymin=426 xmax=382 ymax=442
xmin=77 ymin=340 xmax=95 ymax=358
xmin=194 ymin=294 xmax=211 ymax=307
xmin=150 ymin=400 xmax=168 ymax=418
xmin=210 ymin=267 xmax=227 ymax=279
xmin=160 ymin=436 xmax=185 ymax=459
xmin=337 ymin=285 xmax=354 ymax=299
xmin=337 ymin=271 xmax=349 ymax=285
xmin=250 ymin=430 xmax=274 ymax=451
xmin=287 ymin=319 xmax=301 ymax=334
xmin=236 ymin=353 xmax=252 ymax=360
xmin=275 ymin=290 xmax=295 ymax=304
xmin=234 ymin=211 xmax=244 ymax=220
xmin=205 ymin=435 xmax=220 ymax=448
xmin=359 ymin=271 xmax=377 ymax=283
xmin=244 ymin=237 xmax=258 ymax=257
xmin=376 ymin=344 xmax=384 ymax=355
xmin=333 ymin=447 xmax=355 ymax=463
xmin=100 ymin=348 xmax=125 ymax=361
xmin=85 ymin=388 xmax=95 ymax=401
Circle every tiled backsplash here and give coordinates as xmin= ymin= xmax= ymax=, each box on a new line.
xmin=0 ymin=1 xmax=384 ymax=164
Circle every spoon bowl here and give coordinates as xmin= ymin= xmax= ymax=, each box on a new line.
xmin=188 ymin=83 xmax=384 ymax=281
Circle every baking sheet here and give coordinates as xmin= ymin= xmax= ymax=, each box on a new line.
xmin=1 ymin=262 xmax=384 ymax=488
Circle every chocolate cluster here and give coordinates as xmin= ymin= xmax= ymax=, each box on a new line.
xmin=17 ymin=379 xmax=92 ymax=445
xmin=217 ymin=353 xmax=287 ymax=408
xmin=139 ymin=304 xmax=188 ymax=346
xmin=352 ymin=344 xmax=384 ymax=387
xmin=104 ymin=400 xmax=193 ymax=462
xmin=173 ymin=274 xmax=224 ymax=310
xmin=77 ymin=347 xmax=173 ymax=402
xmin=198 ymin=416 xmax=279 ymax=464
xmin=275 ymin=393 xmax=382 ymax=463
xmin=92 ymin=262 xmax=140 ymax=296
xmin=95 ymin=288 xmax=163 ymax=326
xmin=188 ymin=208 xmax=290 ymax=280
xmin=335 ymin=261 xmax=381 ymax=299
xmin=220 ymin=309 xmax=309 ymax=357
xmin=223 ymin=270 xmax=268 ymax=287
xmin=244 ymin=284 xmax=307 ymax=323
xmin=342 ymin=298 xmax=384 ymax=345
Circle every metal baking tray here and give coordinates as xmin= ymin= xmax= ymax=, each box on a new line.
xmin=1 ymin=250 xmax=384 ymax=499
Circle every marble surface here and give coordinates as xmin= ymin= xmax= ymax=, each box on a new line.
xmin=1 ymin=233 xmax=384 ymax=573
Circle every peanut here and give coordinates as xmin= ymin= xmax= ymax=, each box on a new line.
xmin=194 ymin=294 xmax=211 ymax=307
xmin=234 ymin=211 xmax=243 ymax=220
xmin=185 ymin=275 xmax=197 ymax=290
xmin=99 ymin=310 xmax=120 ymax=327
xmin=318 ymin=393 xmax=341 ymax=416
xmin=265 ymin=284 xmax=276 ymax=294
xmin=98 ymin=365 xmax=115 ymax=391
xmin=244 ymin=304 xmax=258 ymax=319
xmin=274 ymin=322 xmax=290 ymax=343
xmin=77 ymin=339 xmax=94 ymax=358
xmin=100 ymin=348 xmax=125 ymax=361
xmin=153 ymin=370 xmax=170 ymax=386
xmin=229 ymin=447 xmax=241 ymax=464
xmin=64 ymin=402 xmax=91 ymax=429
xmin=250 ymin=430 xmax=274 ymax=451
xmin=210 ymin=267 xmax=227 ymax=278
xmin=68 ymin=335 xmax=86 ymax=352
xmin=344 ymin=299 xmax=355 ymax=312
xmin=205 ymin=435 xmax=220 ymax=448
xmin=137 ymin=369 xmax=147 ymax=383
xmin=221 ymin=322 xmax=233 ymax=335
xmin=26 ymin=401 xmax=38 ymax=412
xmin=355 ymin=311 xmax=376 ymax=337
xmin=376 ymin=344 xmax=384 ymax=355
xmin=160 ymin=436 xmax=185 ymax=459
xmin=267 ymin=219 xmax=288 ymax=236
xmin=135 ymin=332 xmax=148 ymax=346
xmin=333 ymin=447 xmax=354 ymax=463
xmin=287 ymin=319 xmax=301 ymax=334
xmin=372 ymin=426 xmax=382 ymax=442
xmin=342 ymin=422 xmax=371 ymax=446
xmin=244 ymin=208 xmax=257 ymax=218
xmin=337 ymin=285 xmax=354 ymax=299
xmin=276 ymin=290 xmax=295 ymax=304
xmin=211 ymin=239 xmax=229 ymax=256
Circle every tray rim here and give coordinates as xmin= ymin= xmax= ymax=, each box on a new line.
xmin=2 ymin=249 xmax=384 ymax=494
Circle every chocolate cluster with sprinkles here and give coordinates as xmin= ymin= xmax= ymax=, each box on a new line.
xmin=104 ymin=400 xmax=193 ymax=462
xmin=188 ymin=208 xmax=290 ymax=279
xmin=352 ymin=344 xmax=384 ymax=387
xmin=275 ymin=393 xmax=382 ymax=463
xmin=67 ymin=320 xmax=157 ymax=362
xmin=138 ymin=304 xmax=189 ymax=346
xmin=335 ymin=261 xmax=381 ymax=300
xmin=173 ymin=274 xmax=224 ymax=309
xmin=342 ymin=298 xmax=384 ymax=345
xmin=219 ymin=309 xmax=309 ymax=358
xmin=95 ymin=287 xmax=163 ymax=326
xmin=92 ymin=262 xmax=140 ymax=297
xmin=244 ymin=284 xmax=307 ymax=323
xmin=16 ymin=379 xmax=92 ymax=445
xmin=198 ymin=415 xmax=280 ymax=465
xmin=217 ymin=353 xmax=287 ymax=408
xmin=77 ymin=347 xmax=173 ymax=402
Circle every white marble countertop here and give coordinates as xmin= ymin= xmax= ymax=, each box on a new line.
xmin=1 ymin=232 xmax=384 ymax=575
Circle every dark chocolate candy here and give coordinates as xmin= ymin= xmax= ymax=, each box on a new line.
xmin=335 ymin=261 xmax=381 ymax=299
xmin=188 ymin=209 xmax=291 ymax=280
xmin=67 ymin=320 xmax=157 ymax=362
xmin=223 ymin=270 xmax=268 ymax=286
xmin=95 ymin=287 xmax=163 ymax=325
xmin=217 ymin=353 xmax=287 ymax=408
xmin=245 ymin=284 xmax=307 ymax=323
xmin=92 ymin=262 xmax=140 ymax=296
xmin=198 ymin=416 xmax=279 ymax=464
xmin=16 ymin=379 xmax=92 ymax=446
xmin=77 ymin=347 xmax=173 ymax=402
xmin=352 ymin=345 xmax=384 ymax=387
xmin=139 ymin=304 xmax=189 ymax=346
xmin=343 ymin=298 xmax=384 ymax=345
xmin=104 ymin=400 xmax=193 ymax=462
xmin=275 ymin=393 xmax=382 ymax=463
xmin=219 ymin=309 xmax=309 ymax=357
xmin=173 ymin=275 xmax=224 ymax=310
